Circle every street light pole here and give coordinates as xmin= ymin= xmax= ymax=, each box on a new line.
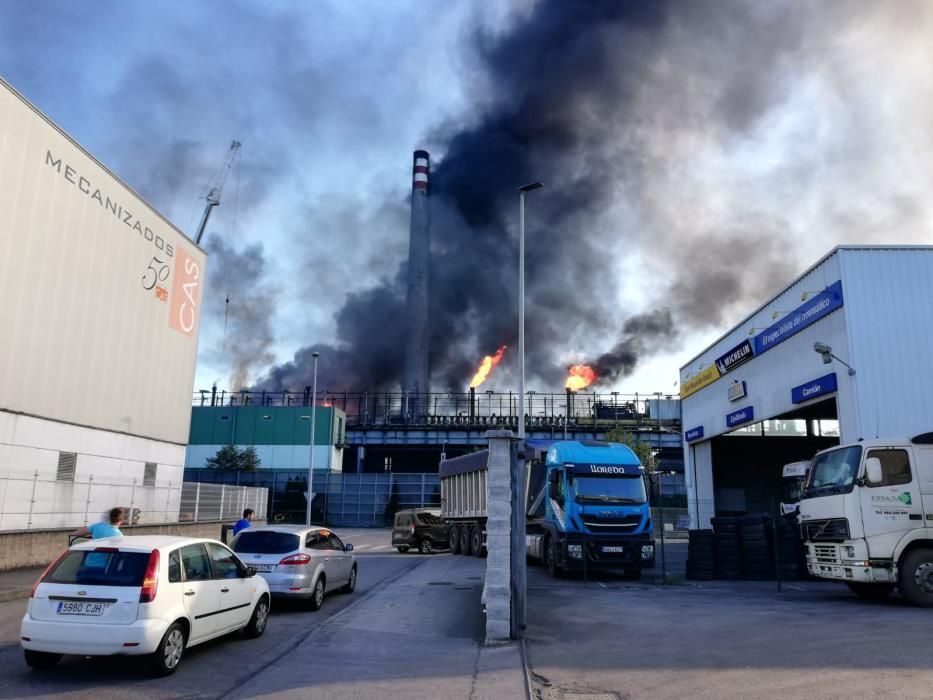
xmin=517 ymin=182 xmax=543 ymax=440
xmin=306 ymin=351 xmax=320 ymax=526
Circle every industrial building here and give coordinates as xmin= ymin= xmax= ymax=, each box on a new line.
xmin=680 ymin=246 xmax=933 ymax=527
xmin=185 ymin=404 xmax=347 ymax=472
xmin=0 ymin=78 xmax=205 ymax=529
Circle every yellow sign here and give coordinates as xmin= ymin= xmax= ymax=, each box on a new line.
xmin=680 ymin=364 xmax=721 ymax=399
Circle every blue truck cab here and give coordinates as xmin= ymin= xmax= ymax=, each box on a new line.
xmin=526 ymin=440 xmax=655 ymax=578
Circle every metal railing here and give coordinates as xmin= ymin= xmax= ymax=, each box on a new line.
xmin=184 ymin=469 xmax=439 ymax=528
xmin=0 ymin=469 xmax=179 ymax=532
xmin=193 ymin=388 xmax=682 ymax=431
xmin=178 ymin=482 xmax=267 ymax=523
xmin=0 ymin=469 xmax=268 ymax=532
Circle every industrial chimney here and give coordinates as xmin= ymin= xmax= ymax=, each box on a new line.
xmin=403 ymin=150 xmax=430 ymax=416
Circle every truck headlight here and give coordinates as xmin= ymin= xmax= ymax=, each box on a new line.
xmin=641 ymin=545 xmax=654 ymax=560
xmin=567 ymin=544 xmax=582 ymax=559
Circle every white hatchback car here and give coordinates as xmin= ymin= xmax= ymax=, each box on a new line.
xmin=21 ymin=536 xmax=270 ymax=676
xmin=232 ymin=526 xmax=356 ymax=610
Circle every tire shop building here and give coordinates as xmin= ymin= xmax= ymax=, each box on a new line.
xmin=680 ymin=246 xmax=933 ymax=528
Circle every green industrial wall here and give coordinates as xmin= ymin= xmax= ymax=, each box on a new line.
xmin=189 ymin=406 xmax=346 ymax=446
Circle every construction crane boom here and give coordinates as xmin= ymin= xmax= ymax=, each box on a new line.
xmin=194 ymin=139 xmax=241 ymax=245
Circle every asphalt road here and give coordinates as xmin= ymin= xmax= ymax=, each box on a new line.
xmin=0 ymin=529 xmax=426 ymax=700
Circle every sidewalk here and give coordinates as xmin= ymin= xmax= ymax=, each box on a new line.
xmin=0 ymin=566 xmax=42 ymax=603
xmin=232 ymin=555 xmax=528 ymax=700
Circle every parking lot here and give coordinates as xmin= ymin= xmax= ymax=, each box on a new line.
xmin=524 ymin=564 xmax=933 ymax=700
xmin=1 ymin=529 xmax=932 ymax=699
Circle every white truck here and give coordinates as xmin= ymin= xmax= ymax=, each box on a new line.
xmin=780 ymin=460 xmax=811 ymax=515
xmin=799 ymin=432 xmax=933 ymax=605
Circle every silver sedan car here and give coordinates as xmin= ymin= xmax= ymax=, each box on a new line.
xmin=231 ymin=525 xmax=356 ymax=610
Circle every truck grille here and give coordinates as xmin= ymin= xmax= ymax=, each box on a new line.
xmin=581 ymin=514 xmax=642 ymax=533
xmin=812 ymin=544 xmax=839 ymax=565
xmin=802 ymin=518 xmax=849 ymax=542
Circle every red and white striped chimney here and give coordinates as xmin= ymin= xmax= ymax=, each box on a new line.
xmin=412 ymin=149 xmax=430 ymax=191
xmin=404 ymin=150 xmax=431 ymax=409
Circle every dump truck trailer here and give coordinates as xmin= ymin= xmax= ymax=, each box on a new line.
xmin=439 ymin=440 xmax=656 ymax=577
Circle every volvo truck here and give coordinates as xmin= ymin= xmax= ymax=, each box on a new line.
xmin=440 ymin=440 xmax=655 ymax=578
xmin=799 ymin=432 xmax=933 ymax=606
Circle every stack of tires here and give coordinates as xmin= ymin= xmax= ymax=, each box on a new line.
xmin=774 ymin=514 xmax=803 ymax=580
xmin=711 ymin=516 xmax=741 ymax=580
xmin=739 ymin=514 xmax=773 ymax=580
xmin=686 ymin=529 xmax=715 ymax=580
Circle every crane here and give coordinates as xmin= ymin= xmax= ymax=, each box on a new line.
xmin=194 ymin=139 xmax=241 ymax=245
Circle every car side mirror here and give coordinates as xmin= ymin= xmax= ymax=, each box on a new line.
xmin=245 ymin=566 xmax=257 ymax=578
xmin=865 ymin=457 xmax=883 ymax=485
xmin=344 ymin=544 xmax=353 ymax=552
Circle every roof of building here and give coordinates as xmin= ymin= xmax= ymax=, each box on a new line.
xmin=545 ymin=440 xmax=640 ymax=467
xmin=680 ymin=245 xmax=933 ymax=371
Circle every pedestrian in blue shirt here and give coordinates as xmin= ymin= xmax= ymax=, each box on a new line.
xmin=233 ymin=508 xmax=254 ymax=535
xmin=71 ymin=507 xmax=125 ymax=540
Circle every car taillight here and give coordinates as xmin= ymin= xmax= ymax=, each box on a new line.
xmin=31 ymin=550 xmax=68 ymax=598
xmin=139 ymin=550 xmax=160 ymax=603
xmin=279 ymin=553 xmax=311 ymax=566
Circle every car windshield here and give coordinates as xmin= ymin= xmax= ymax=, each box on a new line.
xmin=46 ymin=550 xmax=150 ymax=587
xmin=803 ymin=446 xmax=862 ymax=498
xmin=234 ymin=531 xmax=300 ymax=554
xmin=572 ymin=476 xmax=646 ymax=504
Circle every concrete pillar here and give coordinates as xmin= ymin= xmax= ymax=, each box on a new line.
xmin=483 ymin=430 xmax=515 ymax=644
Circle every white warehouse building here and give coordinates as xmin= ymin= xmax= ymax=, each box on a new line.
xmin=680 ymin=246 xmax=933 ymax=527
xmin=0 ymin=78 xmax=206 ymax=530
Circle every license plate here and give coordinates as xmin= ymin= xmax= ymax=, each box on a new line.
xmin=602 ymin=546 xmax=625 ymax=553
xmin=253 ymin=564 xmax=276 ymax=572
xmin=56 ymin=601 xmax=107 ymax=616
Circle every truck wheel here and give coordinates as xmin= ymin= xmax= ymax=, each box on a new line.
xmin=846 ymin=582 xmax=895 ymax=601
xmin=449 ymin=527 xmax=461 ymax=554
xmin=898 ymin=548 xmax=933 ymax=607
xmin=459 ymin=527 xmax=470 ymax=555
xmin=545 ymin=539 xmax=562 ymax=578
xmin=471 ymin=527 xmax=484 ymax=557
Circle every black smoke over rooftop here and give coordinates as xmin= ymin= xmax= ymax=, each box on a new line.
xmin=258 ymin=0 xmax=933 ymax=392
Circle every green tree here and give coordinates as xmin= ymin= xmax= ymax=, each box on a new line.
xmin=239 ymin=445 xmax=260 ymax=472
xmin=205 ymin=444 xmax=261 ymax=471
xmin=606 ymin=429 xmax=656 ymax=471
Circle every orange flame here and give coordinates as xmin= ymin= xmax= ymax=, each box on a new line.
xmin=565 ymin=364 xmax=597 ymax=391
xmin=469 ymin=346 xmax=508 ymax=388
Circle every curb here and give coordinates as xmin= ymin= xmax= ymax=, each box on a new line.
xmin=0 ymin=587 xmax=31 ymax=603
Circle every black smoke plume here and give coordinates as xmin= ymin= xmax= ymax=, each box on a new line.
xmin=203 ymin=235 xmax=277 ymax=389
xmin=259 ymin=0 xmax=933 ymax=392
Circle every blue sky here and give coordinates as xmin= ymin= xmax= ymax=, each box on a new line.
xmin=3 ymin=1 xmax=932 ymax=397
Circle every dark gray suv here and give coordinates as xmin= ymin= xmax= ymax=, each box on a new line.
xmin=391 ymin=509 xmax=449 ymax=554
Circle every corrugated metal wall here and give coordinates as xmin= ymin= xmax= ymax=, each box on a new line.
xmin=839 ymin=248 xmax=933 ymax=440
xmin=0 ymin=79 xmax=204 ymax=445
